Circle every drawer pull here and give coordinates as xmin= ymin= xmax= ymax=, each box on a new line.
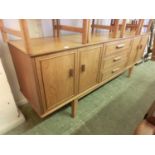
xmin=69 ymin=69 xmax=74 ymax=77
xmin=81 ymin=64 xmax=85 ymax=72
xmin=113 ymin=56 xmax=121 ymax=61
xmin=116 ymin=44 xmax=125 ymax=49
xmin=112 ymin=68 xmax=120 ymax=73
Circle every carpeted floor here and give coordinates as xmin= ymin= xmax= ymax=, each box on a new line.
xmin=6 ymin=61 xmax=155 ymax=135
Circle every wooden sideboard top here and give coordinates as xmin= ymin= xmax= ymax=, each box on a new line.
xmin=8 ymin=32 xmax=149 ymax=57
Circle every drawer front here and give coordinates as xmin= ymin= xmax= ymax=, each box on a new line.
xmin=102 ymin=51 xmax=128 ymax=70
xmin=104 ymin=39 xmax=132 ymax=56
xmin=101 ymin=62 xmax=126 ymax=81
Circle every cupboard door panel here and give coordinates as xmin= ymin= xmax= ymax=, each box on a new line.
xmin=36 ymin=51 xmax=76 ymax=110
xmin=79 ymin=46 xmax=102 ymax=93
xmin=127 ymin=37 xmax=141 ymax=66
xmin=135 ymin=35 xmax=149 ymax=62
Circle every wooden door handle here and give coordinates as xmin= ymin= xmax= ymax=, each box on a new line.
xmin=81 ymin=64 xmax=85 ymax=72
xmin=112 ymin=67 xmax=120 ymax=73
xmin=139 ymin=45 xmax=143 ymax=49
xmin=116 ymin=44 xmax=125 ymax=49
xmin=113 ymin=56 xmax=121 ymax=61
xmin=69 ymin=69 xmax=74 ymax=77
xmin=101 ymin=73 xmax=104 ymax=81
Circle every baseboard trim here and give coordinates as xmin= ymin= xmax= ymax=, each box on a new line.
xmin=16 ymin=98 xmax=27 ymax=106
xmin=0 ymin=110 xmax=25 ymax=135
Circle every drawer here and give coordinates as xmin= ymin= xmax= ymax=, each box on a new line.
xmin=101 ymin=63 xmax=125 ymax=81
xmin=104 ymin=39 xmax=132 ymax=56
xmin=102 ymin=51 xmax=128 ymax=70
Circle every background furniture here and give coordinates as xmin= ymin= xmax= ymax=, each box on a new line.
xmin=52 ymin=19 xmax=90 ymax=43
xmin=152 ymin=21 xmax=155 ymax=61
xmin=0 ymin=58 xmax=25 ymax=134
xmin=91 ymin=19 xmax=126 ymax=38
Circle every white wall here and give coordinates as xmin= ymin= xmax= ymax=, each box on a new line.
xmin=0 ymin=26 xmax=26 ymax=105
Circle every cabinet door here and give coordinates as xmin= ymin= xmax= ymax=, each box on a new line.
xmin=36 ymin=50 xmax=77 ymax=110
xmin=79 ymin=45 xmax=102 ymax=93
xmin=127 ymin=36 xmax=141 ymax=67
xmin=135 ymin=35 xmax=149 ymax=62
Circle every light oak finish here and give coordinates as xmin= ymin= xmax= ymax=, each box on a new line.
xmin=71 ymin=99 xmax=78 ymax=118
xmin=78 ymin=45 xmax=102 ymax=93
xmin=19 ymin=19 xmax=32 ymax=52
xmin=52 ymin=19 xmax=90 ymax=44
xmin=0 ymin=19 xmax=151 ymax=118
xmin=92 ymin=19 xmax=127 ymax=38
xmin=127 ymin=36 xmax=141 ymax=66
xmin=0 ymin=19 xmax=8 ymax=42
xmin=59 ymin=25 xmax=83 ymax=33
xmin=135 ymin=35 xmax=149 ymax=62
xmin=1 ymin=27 xmax=22 ymax=37
xmin=135 ymin=19 xmax=144 ymax=35
xmin=128 ymin=67 xmax=134 ymax=78
xmin=0 ymin=19 xmax=31 ymax=53
xmin=104 ymin=39 xmax=132 ymax=56
xmin=0 ymin=19 xmax=151 ymax=50
xmin=8 ymin=45 xmax=43 ymax=115
xmin=100 ymin=46 xmax=129 ymax=82
xmin=7 ymin=32 xmax=149 ymax=56
xmin=112 ymin=19 xmax=119 ymax=38
xmin=7 ymin=32 xmax=149 ymax=118
xmin=119 ymin=19 xmax=152 ymax=36
xmin=92 ymin=24 xmax=114 ymax=30
xmin=35 ymin=50 xmax=77 ymax=110
xmin=101 ymin=64 xmax=125 ymax=81
xmin=120 ymin=19 xmax=127 ymax=38
xmin=102 ymin=52 xmax=128 ymax=71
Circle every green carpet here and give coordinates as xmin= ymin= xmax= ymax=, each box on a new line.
xmin=6 ymin=61 xmax=155 ymax=135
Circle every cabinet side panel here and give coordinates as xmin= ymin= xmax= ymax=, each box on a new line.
xmin=8 ymin=44 xmax=43 ymax=115
xmin=152 ymin=49 xmax=155 ymax=61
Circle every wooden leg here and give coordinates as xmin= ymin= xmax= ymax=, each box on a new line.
xmin=134 ymin=120 xmax=155 ymax=135
xmin=71 ymin=99 xmax=78 ymax=118
xmin=128 ymin=67 xmax=134 ymax=78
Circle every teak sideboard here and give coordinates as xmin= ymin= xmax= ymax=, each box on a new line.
xmin=7 ymin=32 xmax=149 ymax=118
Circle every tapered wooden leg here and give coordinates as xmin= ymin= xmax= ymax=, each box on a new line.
xmin=71 ymin=99 xmax=78 ymax=118
xmin=128 ymin=67 xmax=134 ymax=78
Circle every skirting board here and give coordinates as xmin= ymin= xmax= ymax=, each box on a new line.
xmin=16 ymin=97 xmax=28 ymax=106
xmin=0 ymin=110 xmax=25 ymax=135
